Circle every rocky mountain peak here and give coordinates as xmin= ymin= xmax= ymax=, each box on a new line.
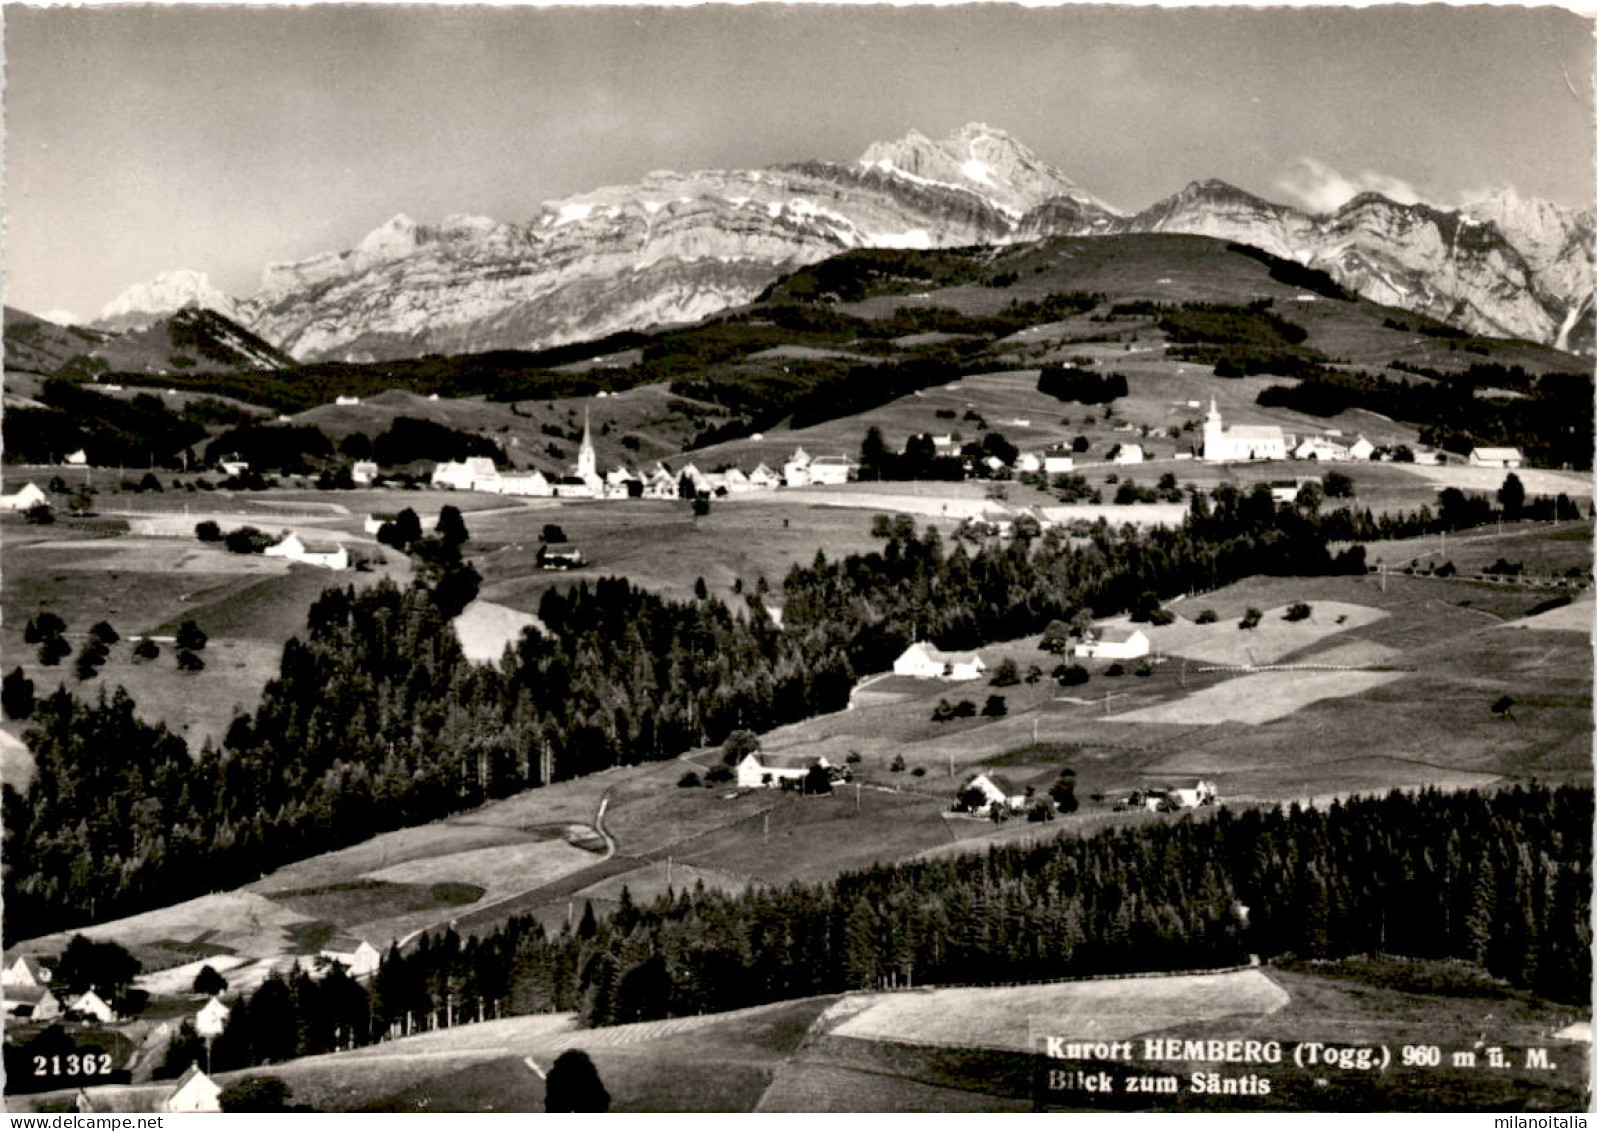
xmin=97 ymin=268 xmax=239 ymax=329
xmin=858 ymin=122 xmax=1112 ymax=217
xmin=356 ymin=213 xmax=423 ymax=263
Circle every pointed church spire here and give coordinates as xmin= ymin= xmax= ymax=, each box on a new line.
xmin=577 ymin=408 xmax=597 ymax=481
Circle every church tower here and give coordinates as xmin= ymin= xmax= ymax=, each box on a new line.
xmin=1202 ymin=398 xmax=1225 ymax=462
xmin=576 ymin=408 xmax=598 ymax=481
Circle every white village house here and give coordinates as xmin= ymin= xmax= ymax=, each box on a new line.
xmin=195 ymin=995 xmax=231 ymax=1039
xmin=319 ymin=938 xmax=382 ymax=979
xmin=806 ymin=455 xmax=853 ymax=485
xmin=0 ymin=483 xmax=49 ymax=513
xmin=2 ymin=954 xmax=51 ymax=987
xmin=892 ymin=642 xmax=987 ymax=681
xmin=165 ymin=1066 xmax=224 ymax=1113
xmin=1142 ymin=780 xmax=1219 ymax=811
xmin=736 ymin=752 xmax=832 ymax=789
xmin=1075 ymin=627 xmax=1151 ymax=661
xmin=67 ymin=989 xmax=117 ymax=1023
xmin=959 ymin=772 xmax=1030 ymax=816
xmin=264 ymin=533 xmax=349 ymax=571
xmin=1468 ymin=446 xmax=1525 ymax=469
xmin=431 ymin=457 xmax=500 ymax=490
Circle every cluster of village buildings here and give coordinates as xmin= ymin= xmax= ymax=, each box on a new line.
xmin=431 ymin=416 xmax=854 ymax=498
xmin=2 ymin=937 xmax=383 ymax=1112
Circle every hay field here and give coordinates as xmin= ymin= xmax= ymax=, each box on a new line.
xmin=830 ymin=969 xmax=1289 ymax=1052
xmin=1501 ymin=594 xmax=1594 ymax=633
xmin=1124 ymin=601 xmax=1390 ymax=667
xmin=452 ymin=599 xmax=545 ymax=663
xmin=1111 ymin=670 xmax=1406 ymax=725
xmin=366 ymin=839 xmax=598 ymax=892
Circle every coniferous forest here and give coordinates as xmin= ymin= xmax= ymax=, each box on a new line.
xmin=203 ymin=785 xmax=1589 ymax=1072
xmin=4 ymin=488 xmax=1589 ymax=1079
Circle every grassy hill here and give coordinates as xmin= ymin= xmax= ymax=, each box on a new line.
xmin=26 ymin=957 xmax=1582 ymax=1112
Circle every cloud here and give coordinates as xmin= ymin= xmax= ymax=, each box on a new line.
xmin=1274 ymin=157 xmax=1429 ymax=214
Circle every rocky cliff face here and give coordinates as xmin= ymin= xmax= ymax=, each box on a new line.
xmin=1123 ymin=181 xmax=1592 ymax=353
xmin=103 ymin=124 xmax=1593 ymax=362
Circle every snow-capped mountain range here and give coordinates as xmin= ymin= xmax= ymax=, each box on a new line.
xmin=94 ymin=124 xmax=1594 ymax=362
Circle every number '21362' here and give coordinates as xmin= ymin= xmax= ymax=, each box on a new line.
xmin=33 ymin=1052 xmax=114 ymax=1076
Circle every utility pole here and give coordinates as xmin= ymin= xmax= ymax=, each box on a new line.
xmin=763 ymin=812 xmax=770 ymax=844
xmin=1104 ymin=691 xmax=1115 ymax=717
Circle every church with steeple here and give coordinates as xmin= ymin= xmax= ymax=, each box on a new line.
xmin=1201 ymin=398 xmax=1287 ymax=463
xmin=575 ymin=409 xmax=599 ymax=483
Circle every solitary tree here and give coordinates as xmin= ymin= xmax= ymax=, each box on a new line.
xmin=436 ymin=504 xmax=470 ymax=546
xmin=990 ymin=658 xmax=1020 ymax=686
xmin=175 ymin=619 xmax=208 ymax=652
xmin=2 ymin=667 xmax=35 ymax=720
xmin=1497 ymin=472 xmax=1526 ymax=520
xmin=89 ymin=621 xmax=120 ymax=645
xmin=1049 ymin=769 xmax=1079 ymax=813
xmin=545 ymin=1049 xmax=610 ymax=1113
xmin=195 ymin=520 xmax=222 ymax=542
xmin=192 ymin=965 xmax=229 ymax=996
xmin=133 ymin=638 xmax=160 ymax=661
xmin=1039 ymin=620 xmax=1073 ymax=654
xmin=722 ymin=729 xmax=760 ymax=765
xmin=1491 ymin=695 xmax=1516 ymax=722
xmin=540 ymin=523 xmax=568 ymax=544
xmin=981 ymin=695 xmax=1008 ymax=717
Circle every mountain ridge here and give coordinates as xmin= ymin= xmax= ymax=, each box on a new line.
xmin=91 ymin=124 xmax=1594 ymax=361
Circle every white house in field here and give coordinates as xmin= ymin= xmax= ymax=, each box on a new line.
xmin=67 ymin=989 xmax=117 ymax=1023
xmin=164 ymin=1066 xmax=224 ymax=1113
xmin=1294 ymin=436 xmax=1349 ymax=462
xmin=1112 ymin=444 xmax=1145 ymax=465
xmin=1074 ymin=627 xmax=1151 ymax=661
xmin=1347 ymin=436 xmax=1377 ymax=461
xmin=431 ymin=457 xmax=499 ymax=490
xmin=748 ymin=463 xmax=781 ymax=490
xmin=892 ymin=642 xmax=987 ymax=681
xmin=319 ymin=938 xmax=382 ymax=979
xmin=959 ymin=772 xmax=1029 ymax=816
xmin=363 ymin=511 xmax=439 ymax=537
xmin=0 ymin=483 xmax=49 ymax=513
xmin=736 ymin=752 xmax=831 ymax=790
xmin=195 ymin=995 xmax=231 ymax=1039
xmin=480 ymin=469 xmax=552 ymax=497
xmin=265 ymin=533 xmax=349 ymax=570
xmin=1043 ymin=453 xmax=1075 ymax=475
xmin=1143 ymin=780 xmax=1218 ymax=810
xmin=806 ymin=456 xmax=853 ymax=485
xmin=350 ymin=460 xmax=379 ymax=486
xmin=782 ymin=447 xmax=813 ymax=486
xmin=1203 ymin=400 xmax=1287 ymax=462
xmin=2 ymin=954 xmax=51 ymax=987
xmin=1468 ymin=446 xmax=1524 ymax=469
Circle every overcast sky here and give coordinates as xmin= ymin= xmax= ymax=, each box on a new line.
xmin=6 ymin=3 xmax=1592 ymax=320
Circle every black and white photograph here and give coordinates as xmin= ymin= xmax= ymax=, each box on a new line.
xmin=1 ymin=0 xmax=1592 ymax=1115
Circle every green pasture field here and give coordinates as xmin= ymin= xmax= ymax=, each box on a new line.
xmin=1 ymin=525 xmax=405 ymax=757
xmin=1354 ymin=518 xmax=1594 ymax=576
xmin=467 ymin=495 xmax=889 ymax=606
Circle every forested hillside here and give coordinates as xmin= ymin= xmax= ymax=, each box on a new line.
xmin=7 ymin=477 xmax=1581 ymax=938
xmin=196 ymin=784 xmax=1590 ymax=1072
